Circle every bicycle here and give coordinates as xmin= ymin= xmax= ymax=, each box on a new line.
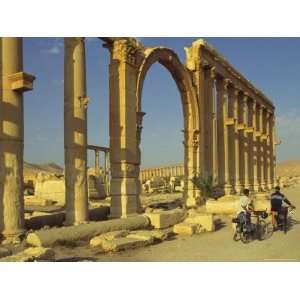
xmin=232 ymin=210 xmax=272 ymax=243
xmin=274 ymin=206 xmax=296 ymax=234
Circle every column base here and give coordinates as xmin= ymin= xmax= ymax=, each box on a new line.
xmin=235 ymin=182 xmax=243 ymax=195
xmin=224 ymin=184 xmax=233 ymax=195
xmin=1 ymin=229 xmax=25 ymax=245
xmin=185 ymin=195 xmax=202 ymax=208
xmin=253 ymin=182 xmax=260 ymax=192
xmin=260 ymin=182 xmax=267 ymax=191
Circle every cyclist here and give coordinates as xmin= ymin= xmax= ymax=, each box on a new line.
xmin=270 ymin=186 xmax=295 ymax=230
xmin=237 ymin=188 xmax=253 ymax=230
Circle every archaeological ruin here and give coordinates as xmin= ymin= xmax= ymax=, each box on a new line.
xmin=0 ymin=37 xmax=277 ymax=244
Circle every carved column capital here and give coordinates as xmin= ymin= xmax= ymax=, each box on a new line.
xmin=111 ymin=39 xmax=143 ymax=67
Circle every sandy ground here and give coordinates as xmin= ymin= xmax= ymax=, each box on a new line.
xmin=54 ymin=185 xmax=300 ymax=262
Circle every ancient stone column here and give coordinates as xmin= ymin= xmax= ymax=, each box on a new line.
xmin=233 ymin=88 xmax=242 ymax=194
xmin=108 ymin=39 xmax=140 ymax=218
xmin=265 ymin=111 xmax=271 ymax=189
xmin=0 ymin=37 xmax=35 ymax=242
xmin=260 ymin=107 xmax=267 ymax=190
xmin=227 ymin=86 xmax=237 ymax=193
xmin=252 ymin=102 xmax=260 ymax=192
xmin=204 ymin=67 xmax=215 ymax=179
xmin=217 ymin=78 xmax=232 ymax=194
xmin=246 ymin=99 xmax=255 ymax=191
xmin=183 ymin=128 xmax=200 ymax=207
xmin=269 ymin=113 xmax=275 ymax=188
xmin=95 ymin=150 xmax=100 ymax=177
xmin=64 ymin=37 xmax=89 ymax=225
xmin=241 ymin=94 xmax=250 ymax=189
xmin=256 ymin=104 xmax=263 ymax=190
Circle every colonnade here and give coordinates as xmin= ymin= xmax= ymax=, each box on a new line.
xmin=0 ymin=37 xmax=277 ymax=243
xmin=140 ymin=165 xmax=185 ymax=182
xmin=185 ymin=39 xmax=276 ymax=195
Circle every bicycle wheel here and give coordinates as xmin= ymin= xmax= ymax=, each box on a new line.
xmin=258 ymin=220 xmax=273 ymax=240
xmin=233 ymin=232 xmax=240 ymax=242
xmin=241 ymin=231 xmax=251 ymax=244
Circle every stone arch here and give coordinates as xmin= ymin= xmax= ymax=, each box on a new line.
xmin=136 ymin=47 xmax=201 ymax=207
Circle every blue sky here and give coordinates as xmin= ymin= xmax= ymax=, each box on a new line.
xmin=22 ymin=37 xmax=300 ymax=167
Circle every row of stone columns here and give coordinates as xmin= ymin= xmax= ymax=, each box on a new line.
xmin=202 ymin=68 xmax=276 ymax=194
xmin=140 ymin=165 xmax=185 ymax=182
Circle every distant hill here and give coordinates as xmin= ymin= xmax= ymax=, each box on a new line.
xmin=277 ymin=160 xmax=300 ymax=177
xmin=24 ymin=161 xmax=63 ymax=179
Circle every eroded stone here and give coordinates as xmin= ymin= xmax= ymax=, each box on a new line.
xmin=145 ymin=208 xmax=186 ymax=229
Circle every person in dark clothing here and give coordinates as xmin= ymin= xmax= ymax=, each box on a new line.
xmin=271 ymin=186 xmax=295 ymax=229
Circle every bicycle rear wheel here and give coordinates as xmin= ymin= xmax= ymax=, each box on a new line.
xmin=258 ymin=220 xmax=273 ymax=240
xmin=233 ymin=232 xmax=240 ymax=242
xmin=241 ymin=231 xmax=251 ymax=244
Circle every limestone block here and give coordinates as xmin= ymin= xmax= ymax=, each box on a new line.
xmin=206 ymin=197 xmax=239 ymax=215
xmin=144 ymin=208 xmax=186 ymax=229
xmin=149 ymin=230 xmax=168 ymax=241
xmin=90 ymin=230 xmax=129 ymax=247
xmin=0 ymin=247 xmax=55 ymax=262
xmin=35 ymin=179 xmax=65 ymax=204
xmin=25 ymin=196 xmax=54 ymax=207
xmin=101 ymin=237 xmax=149 ymax=252
xmin=173 ymin=222 xmax=199 ymax=235
xmin=0 ymin=247 xmax=12 ymax=259
xmin=185 ymin=214 xmax=215 ymax=232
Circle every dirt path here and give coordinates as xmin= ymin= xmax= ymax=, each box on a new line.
xmin=55 ymin=184 xmax=300 ymax=262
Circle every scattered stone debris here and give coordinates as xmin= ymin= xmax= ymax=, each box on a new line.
xmin=173 ymin=223 xmax=200 ymax=235
xmin=0 ymin=247 xmax=55 ymax=262
xmin=90 ymin=230 xmax=130 ymax=247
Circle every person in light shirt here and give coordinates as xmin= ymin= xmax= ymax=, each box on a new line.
xmin=237 ymin=188 xmax=253 ymax=229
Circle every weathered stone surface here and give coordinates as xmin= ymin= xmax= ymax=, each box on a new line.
xmin=206 ymin=194 xmax=270 ymax=215
xmin=0 ymin=247 xmax=12 ymax=259
xmin=90 ymin=230 xmax=129 ymax=247
xmin=126 ymin=231 xmax=154 ymax=244
xmin=173 ymin=222 xmax=199 ymax=235
xmin=35 ymin=175 xmax=65 ymax=205
xmin=144 ymin=208 xmax=186 ymax=229
xmin=185 ymin=213 xmax=215 ymax=232
xmin=25 ymin=195 xmax=55 ymax=207
xmin=27 ymin=215 xmax=150 ymax=247
xmin=101 ymin=237 xmax=149 ymax=252
xmin=0 ymin=247 xmax=55 ymax=262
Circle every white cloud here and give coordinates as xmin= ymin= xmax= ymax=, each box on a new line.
xmin=42 ymin=37 xmax=63 ymax=55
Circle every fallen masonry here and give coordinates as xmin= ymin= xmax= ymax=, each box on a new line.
xmin=101 ymin=237 xmax=151 ymax=252
xmin=26 ymin=215 xmax=150 ymax=247
xmin=90 ymin=230 xmax=130 ymax=247
xmin=90 ymin=229 xmax=169 ymax=251
xmin=185 ymin=213 xmax=215 ymax=232
xmin=145 ymin=208 xmax=186 ymax=229
xmin=173 ymin=223 xmax=200 ymax=235
xmin=0 ymin=247 xmax=55 ymax=262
